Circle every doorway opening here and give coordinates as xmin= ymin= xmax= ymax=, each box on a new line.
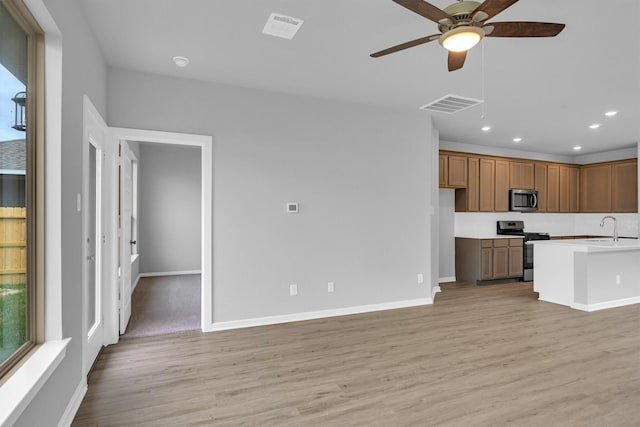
xmin=121 ymin=142 xmax=202 ymax=338
xmin=107 ymin=128 xmax=212 ymax=344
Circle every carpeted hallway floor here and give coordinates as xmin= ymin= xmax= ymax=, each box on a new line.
xmin=122 ymin=274 xmax=201 ymax=339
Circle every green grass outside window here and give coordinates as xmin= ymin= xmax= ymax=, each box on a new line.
xmin=0 ymin=284 xmax=27 ymax=363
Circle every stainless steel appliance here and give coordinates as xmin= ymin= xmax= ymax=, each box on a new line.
xmin=496 ymin=220 xmax=550 ymax=281
xmin=509 ymin=189 xmax=538 ymax=212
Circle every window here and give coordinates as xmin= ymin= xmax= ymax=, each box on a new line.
xmin=0 ymin=0 xmax=44 ymax=379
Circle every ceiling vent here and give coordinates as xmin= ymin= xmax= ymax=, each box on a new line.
xmin=262 ymin=13 xmax=304 ymax=40
xmin=419 ymin=94 xmax=483 ymax=114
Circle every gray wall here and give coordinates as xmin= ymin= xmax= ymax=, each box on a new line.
xmin=107 ymin=67 xmax=436 ymax=322
xmin=438 ymin=189 xmax=455 ymax=280
xmin=138 ymin=143 xmax=201 ymax=274
xmin=15 ymin=0 xmax=107 ymax=425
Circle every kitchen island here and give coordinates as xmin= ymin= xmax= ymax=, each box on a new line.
xmin=533 ymin=238 xmax=640 ymax=311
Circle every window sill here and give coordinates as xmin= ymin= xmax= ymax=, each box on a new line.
xmin=0 ymin=338 xmax=71 ymax=426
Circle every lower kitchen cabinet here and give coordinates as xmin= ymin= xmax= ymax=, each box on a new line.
xmin=492 ymin=243 xmax=509 ymax=279
xmin=456 ymin=237 xmax=524 ymax=284
xmin=508 ymin=245 xmax=524 ymax=277
xmin=481 ymin=240 xmax=493 ymax=280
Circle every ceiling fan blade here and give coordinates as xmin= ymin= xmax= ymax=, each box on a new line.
xmin=370 ymin=34 xmax=440 ymax=58
xmin=472 ymin=0 xmax=518 ymax=21
xmin=484 ymin=22 xmax=565 ymax=37
xmin=393 ymin=0 xmax=451 ymax=24
xmin=448 ymin=50 xmax=467 ymax=72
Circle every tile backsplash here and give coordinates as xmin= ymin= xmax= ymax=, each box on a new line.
xmin=455 ymin=212 xmax=639 ymax=238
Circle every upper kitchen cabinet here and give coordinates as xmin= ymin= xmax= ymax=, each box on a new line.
xmin=612 ymin=159 xmax=638 ymax=212
xmin=547 ymin=164 xmax=560 ymax=212
xmin=439 ymin=153 xmax=467 ymax=188
xmin=559 ymin=166 xmax=580 ymax=213
xmin=510 ymin=161 xmax=535 ymax=190
xmin=455 ymin=157 xmax=479 ymax=212
xmin=582 ymin=159 xmax=637 ymax=213
xmin=479 ymin=158 xmax=495 ymax=212
xmin=581 ymin=163 xmax=613 ymax=212
xmin=495 ymin=160 xmax=510 ymax=212
xmin=534 ymin=163 xmax=548 ymax=212
xmin=441 ymin=149 xmax=637 ymax=214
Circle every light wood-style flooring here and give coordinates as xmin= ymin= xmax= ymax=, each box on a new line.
xmin=72 ymin=282 xmax=640 ymax=426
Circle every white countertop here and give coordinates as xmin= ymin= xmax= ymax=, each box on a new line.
xmin=533 ymin=238 xmax=640 ymax=252
xmin=455 ymin=234 xmax=525 ymax=240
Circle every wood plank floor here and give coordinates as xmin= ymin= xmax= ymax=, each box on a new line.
xmin=72 ymin=282 xmax=640 ymax=426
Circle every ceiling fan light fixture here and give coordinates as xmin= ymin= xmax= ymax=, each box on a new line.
xmin=439 ymin=26 xmax=484 ymax=52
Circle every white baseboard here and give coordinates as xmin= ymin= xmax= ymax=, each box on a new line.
xmin=204 ymin=297 xmax=433 ymax=333
xmin=139 ymin=270 xmax=201 ymax=278
xmin=57 ymin=380 xmax=87 ymax=427
xmin=571 ymin=296 xmax=640 ymax=312
xmin=439 ymin=276 xmax=456 ymax=283
xmin=432 ymin=286 xmax=442 ymax=299
xmin=131 ymin=274 xmax=142 ymax=293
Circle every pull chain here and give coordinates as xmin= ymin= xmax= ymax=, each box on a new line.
xmin=481 ymin=41 xmax=486 ymax=119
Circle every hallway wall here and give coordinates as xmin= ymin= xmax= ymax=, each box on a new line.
xmin=138 ymin=143 xmax=201 ymax=274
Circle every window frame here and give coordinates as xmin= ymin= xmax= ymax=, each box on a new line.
xmin=0 ymin=0 xmax=45 ymax=380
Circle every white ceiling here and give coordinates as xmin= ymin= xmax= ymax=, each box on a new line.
xmin=80 ymin=0 xmax=639 ymax=156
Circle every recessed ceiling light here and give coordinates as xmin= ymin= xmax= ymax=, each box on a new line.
xmin=513 ymin=137 xmax=522 ymax=143
xmin=573 ymin=146 xmax=582 ymax=151
xmin=605 ymin=111 xmax=618 ymax=117
xmin=481 ymin=126 xmax=491 ymax=132
xmin=589 ymin=124 xmax=601 ymax=129
xmin=172 ymin=56 xmax=190 ymax=68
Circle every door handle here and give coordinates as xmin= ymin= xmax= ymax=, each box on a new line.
xmin=86 ymin=255 xmax=95 ymax=261
xmin=130 ymin=240 xmax=137 ymax=245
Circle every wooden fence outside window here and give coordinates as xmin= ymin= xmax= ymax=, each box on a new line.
xmin=0 ymin=207 xmax=26 ymax=286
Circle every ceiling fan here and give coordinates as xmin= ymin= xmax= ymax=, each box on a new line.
xmin=370 ymin=0 xmax=565 ymax=71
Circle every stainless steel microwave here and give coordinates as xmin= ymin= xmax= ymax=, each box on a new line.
xmin=509 ymin=189 xmax=538 ymax=212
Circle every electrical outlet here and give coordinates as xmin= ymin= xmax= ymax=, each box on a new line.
xmin=417 ymin=273 xmax=424 ymax=284
xmin=328 ymin=282 xmax=334 ymax=293
xmin=615 ymin=274 xmax=621 ymax=285
xmin=289 ymin=284 xmax=298 ymax=296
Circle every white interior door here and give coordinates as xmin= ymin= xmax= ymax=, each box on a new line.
xmin=84 ymin=109 xmax=107 ymax=377
xmin=119 ymin=142 xmax=134 ymax=334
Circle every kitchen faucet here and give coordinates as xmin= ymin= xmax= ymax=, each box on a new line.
xmin=600 ymin=216 xmax=618 ymax=242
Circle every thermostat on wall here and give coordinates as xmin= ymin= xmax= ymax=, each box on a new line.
xmin=286 ymin=202 xmax=299 ymax=213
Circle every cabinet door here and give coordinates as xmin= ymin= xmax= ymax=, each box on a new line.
xmin=510 ymin=161 xmax=535 ymax=189
xmin=439 ymin=155 xmax=448 ymax=187
xmin=581 ymin=164 xmax=612 ymax=212
xmin=559 ymin=166 xmax=570 ymax=212
xmin=569 ymin=167 xmax=580 ymax=212
xmin=547 ymin=164 xmax=560 ymax=212
xmin=467 ymin=157 xmax=479 ymax=211
xmin=508 ymin=245 xmax=523 ymax=277
xmin=612 ymin=160 xmax=638 ymax=213
xmin=479 ymin=158 xmax=495 ymax=212
xmin=495 ymin=160 xmax=510 ymax=212
xmin=534 ymin=163 xmax=547 ymax=212
xmin=492 ymin=246 xmax=509 ymax=279
xmin=481 ymin=247 xmax=493 ymax=280
xmin=448 ymin=155 xmax=468 ymax=188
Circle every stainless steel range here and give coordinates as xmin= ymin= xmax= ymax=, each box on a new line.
xmin=496 ymin=220 xmax=550 ymax=281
